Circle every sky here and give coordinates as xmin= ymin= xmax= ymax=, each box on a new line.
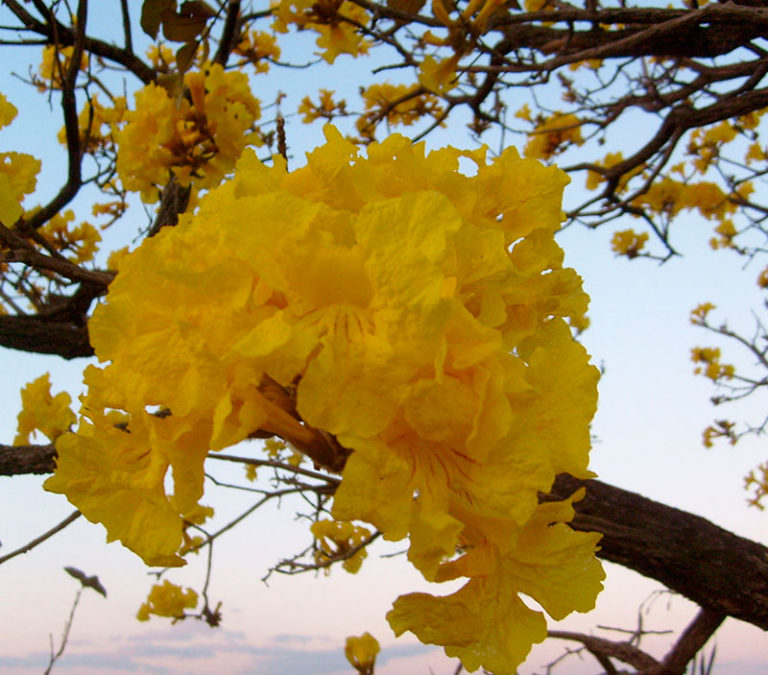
xmin=2 ymin=3 xmax=768 ymax=674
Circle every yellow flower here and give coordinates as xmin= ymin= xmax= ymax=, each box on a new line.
xmin=345 ymin=632 xmax=380 ymax=675
xmin=39 ymin=209 xmax=101 ymax=264
xmin=274 ymin=0 xmax=370 ymax=63
xmin=0 ymin=92 xmax=18 ymax=129
xmin=298 ymin=89 xmax=346 ymax=124
xmin=57 ymin=95 xmax=127 ymax=153
xmin=690 ymin=302 xmax=715 ymax=324
xmin=116 ymin=63 xmax=261 ymax=202
xmin=356 ymin=83 xmax=443 ymax=139
xmin=37 ymin=45 xmax=89 ymax=91
xmin=610 ymin=229 xmax=648 ymax=258
xmin=0 ymin=99 xmax=41 ymax=228
xmin=525 ymin=113 xmax=583 ymax=160
xmin=758 ymin=267 xmax=768 ymax=289
xmin=47 ymin=126 xmax=601 ymax=671
xmin=418 ymin=54 xmax=460 ymax=94
xmin=137 ymin=581 xmax=198 ymax=622
xmin=311 ymin=518 xmax=371 ymax=573
xmin=14 ymin=373 xmax=76 ymax=445
xmin=234 ymin=30 xmax=281 ymax=72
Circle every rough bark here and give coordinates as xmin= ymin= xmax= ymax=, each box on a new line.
xmin=549 ymin=474 xmax=768 ymax=632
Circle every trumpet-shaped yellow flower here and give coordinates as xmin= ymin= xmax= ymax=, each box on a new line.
xmin=14 ymin=373 xmax=76 ymax=445
xmin=345 ymin=632 xmax=380 ymax=674
xmin=137 ymin=581 xmax=198 ymax=622
xmin=116 ymin=63 xmax=261 ymax=202
xmin=46 ymin=125 xmax=601 ymax=672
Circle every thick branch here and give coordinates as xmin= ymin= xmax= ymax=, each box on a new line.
xmin=0 ymin=443 xmax=57 ymax=475
xmin=0 ymin=315 xmax=93 ymax=358
xmin=549 ymin=475 xmax=768 ymax=632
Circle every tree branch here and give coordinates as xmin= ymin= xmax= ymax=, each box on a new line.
xmin=548 ymin=475 xmax=768 ymax=632
xmin=0 ymin=443 xmax=57 ymax=475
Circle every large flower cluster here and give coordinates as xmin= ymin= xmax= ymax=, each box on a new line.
xmin=116 ymin=63 xmax=261 ymax=202
xmin=46 ymin=126 xmax=602 ymax=672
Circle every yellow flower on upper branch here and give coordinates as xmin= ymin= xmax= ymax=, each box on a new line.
xmin=758 ymin=267 xmax=768 ymax=289
xmin=57 ymin=95 xmax=127 ymax=153
xmin=690 ymin=302 xmax=716 ymax=325
xmin=311 ymin=518 xmax=371 ymax=573
xmin=585 ymin=151 xmax=624 ymax=191
xmin=116 ymin=63 xmax=261 ymax=202
xmin=273 ymin=0 xmax=370 ymax=63
xmin=417 ymin=53 xmax=461 ymax=94
xmin=356 ymin=82 xmax=443 ymax=140
xmin=610 ymin=229 xmax=648 ymax=258
xmin=709 ymin=218 xmax=737 ymax=250
xmin=298 ymin=88 xmax=347 ymax=123
xmin=0 ymin=92 xmax=17 ymax=129
xmin=14 ymin=373 xmax=76 ymax=445
xmin=39 ymin=209 xmax=101 ymax=264
xmin=47 ymin=125 xmax=601 ymax=671
xmin=37 ymin=45 xmax=89 ymax=91
xmin=0 ymin=95 xmax=41 ymax=226
xmin=345 ymin=632 xmax=380 ymax=675
xmin=691 ymin=346 xmax=734 ymax=381
xmin=137 ymin=581 xmax=198 ymax=622
xmin=524 ymin=113 xmax=583 ymax=160
xmin=234 ymin=30 xmax=281 ymax=72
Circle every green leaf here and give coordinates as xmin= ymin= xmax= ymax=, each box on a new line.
xmin=140 ymin=0 xmax=176 ymax=40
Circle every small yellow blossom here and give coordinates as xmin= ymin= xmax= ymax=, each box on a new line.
xmin=0 ymin=92 xmax=18 ymax=129
xmin=418 ymin=54 xmax=461 ymax=94
xmin=758 ymin=267 xmax=768 ymax=289
xmin=39 ymin=209 xmax=101 ymax=264
xmin=745 ymin=461 xmax=768 ymax=509
xmin=116 ymin=63 xmax=261 ymax=202
xmin=0 ymin=138 xmax=41 ymax=226
xmin=312 ymin=519 xmax=371 ymax=573
xmin=14 ymin=373 xmax=76 ymax=445
xmin=691 ymin=346 xmax=734 ymax=381
xmin=524 ymin=113 xmax=583 ymax=160
xmin=234 ymin=30 xmax=281 ymax=72
xmin=298 ymin=89 xmax=346 ymax=124
xmin=690 ymin=302 xmax=716 ymax=324
xmin=356 ymin=83 xmax=443 ymax=140
xmin=56 ymin=95 xmax=127 ymax=153
xmin=345 ymin=632 xmax=380 ymax=675
xmin=137 ymin=581 xmax=198 ymax=622
xmin=610 ymin=229 xmax=648 ymax=258
xmin=274 ymin=0 xmax=370 ymax=63
xmin=37 ymin=45 xmax=89 ymax=91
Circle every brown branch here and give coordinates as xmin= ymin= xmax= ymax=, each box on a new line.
xmin=0 ymin=510 xmax=80 ymax=566
xmin=0 ymin=315 xmax=93 ymax=358
xmin=214 ymin=0 xmax=242 ymax=66
xmin=643 ymin=608 xmax=725 ymax=675
xmin=548 ymin=475 xmax=768 ymax=632
xmin=2 ymin=0 xmax=155 ymax=83
xmin=0 ymin=443 xmax=57 ymax=475
xmin=548 ymin=630 xmax=659 ymax=670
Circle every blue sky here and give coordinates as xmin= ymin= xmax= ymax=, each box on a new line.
xmin=2 ymin=3 xmax=768 ymax=673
